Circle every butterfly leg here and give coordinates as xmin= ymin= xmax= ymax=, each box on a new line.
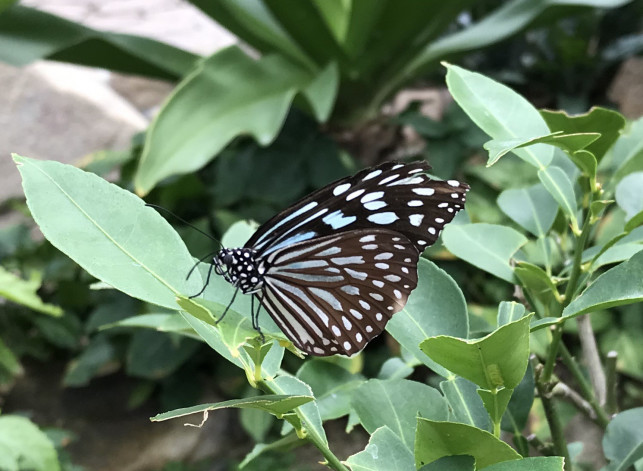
xmin=214 ymin=285 xmax=240 ymax=325
xmin=189 ymin=262 xmax=215 ymax=299
xmin=252 ymin=293 xmax=266 ymax=344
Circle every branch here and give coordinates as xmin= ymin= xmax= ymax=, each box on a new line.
xmin=576 ymin=314 xmax=606 ymax=404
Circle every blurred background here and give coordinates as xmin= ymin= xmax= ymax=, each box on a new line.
xmin=0 ymin=1 xmax=642 ymax=470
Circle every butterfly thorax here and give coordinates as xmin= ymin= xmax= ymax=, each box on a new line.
xmin=213 ymin=248 xmax=265 ymax=294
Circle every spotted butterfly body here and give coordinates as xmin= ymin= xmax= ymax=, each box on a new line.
xmin=210 ymin=161 xmax=468 ymax=356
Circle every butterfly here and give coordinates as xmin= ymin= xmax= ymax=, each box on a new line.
xmin=202 ymin=161 xmax=468 ymax=357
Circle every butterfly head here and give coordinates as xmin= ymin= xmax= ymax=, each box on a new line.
xmin=213 ymin=248 xmax=264 ymax=294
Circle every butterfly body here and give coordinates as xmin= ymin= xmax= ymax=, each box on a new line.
xmin=209 ymin=161 xmax=468 ymax=356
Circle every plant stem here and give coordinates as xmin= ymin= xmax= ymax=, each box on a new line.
xmin=534 ymin=362 xmax=571 ymax=470
xmin=542 ymin=326 xmax=563 ymax=383
xmin=605 ymin=350 xmax=619 ymax=415
xmin=577 ymin=314 xmax=606 ymax=404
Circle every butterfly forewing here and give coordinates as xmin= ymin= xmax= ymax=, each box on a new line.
xmin=259 ymin=230 xmax=419 ymax=356
xmin=245 ymin=161 xmax=468 ymax=255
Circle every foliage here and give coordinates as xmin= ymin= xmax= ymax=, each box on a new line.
xmin=0 ymin=0 xmax=634 ymax=194
xmin=6 ymin=62 xmax=643 ymax=470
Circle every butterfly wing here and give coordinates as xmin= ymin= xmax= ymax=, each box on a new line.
xmin=245 ymin=161 xmax=468 ymax=255
xmin=258 ymin=230 xmax=419 ymax=356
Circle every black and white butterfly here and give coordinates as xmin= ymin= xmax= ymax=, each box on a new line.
xmin=202 ymin=161 xmax=468 ymax=357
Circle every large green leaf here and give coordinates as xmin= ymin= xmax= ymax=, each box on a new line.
xmin=346 ymin=426 xmax=415 ymax=471
xmin=0 ymin=5 xmax=196 ymax=78
xmin=483 ymin=457 xmax=564 ymax=470
xmin=0 ymin=267 xmax=62 ymax=316
xmin=615 ymin=172 xmax=643 ymax=223
xmin=135 ymin=47 xmax=338 ymax=194
xmin=386 ymin=259 xmax=468 ymax=376
xmin=444 ymin=65 xmax=553 ymax=168
xmin=420 ymin=315 xmax=533 ymax=390
xmin=563 ymin=250 xmax=643 ymax=318
xmin=497 ymin=184 xmax=558 ymax=237
xmin=151 ymin=394 xmax=313 ymax=422
xmin=602 ymin=407 xmax=643 ymax=471
xmin=540 ymin=107 xmax=626 ymax=162
xmin=14 ymin=155 xmax=201 ymax=310
xmin=351 ymin=379 xmax=448 ymax=450
xmin=538 ymin=166 xmax=580 ymax=234
xmin=440 ymin=377 xmax=491 ymax=431
xmin=0 ymin=416 xmax=60 ymax=471
xmin=415 ymin=419 xmax=521 ymax=469
xmin=442 ymin=223 xmax=528 ymax=283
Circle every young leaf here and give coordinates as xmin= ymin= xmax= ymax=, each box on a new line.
xmin=386 ymin=259 xmax=468 ymax=377
xmin=0 ymin=267 xmax=63 ymax=316
xmin=150 ymin=394 xmax=313 ymax=422
xmin=351 ymin=379 xmax=448 ymax=451
xmin=346 ymin=426 xmax=415 ymax=471
xmin=497 ymin=184 xmax=558 ymax=237
xmin=13 ymin=155 xmax=201 ymax=310
xmin=477 ymin=387 xmax=513 ymax=424
xmin=415 ymin=419 xmax=521 ymax=469
xmin=540 ymin=107 xmax=626 ymax=162
xmin=497 ymin=301 xmax=527 ymax=327
xmin=445 ymin=64 xmax=553 ymax=169
xmin=514 ymin=262 xmax=560 ymax=306
xmin=538 ymin=166 xmax=580 ymax=234
xmin=442 ymin=224 xmax=528 ymax=283
xmin=420 ymin=315 xmax=533 ymax=390
xmin=563 ymin=250 xmax=643 ymax=318
xmin=440 ymin=377 xmax=491 ymax=432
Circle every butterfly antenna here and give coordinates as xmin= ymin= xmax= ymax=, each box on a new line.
xmin=145 ymin=203 xmax=223 ymax=249
xmin=186 ymin=251 xmax=218 ymax=281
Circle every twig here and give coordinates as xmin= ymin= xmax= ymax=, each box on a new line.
xmin=527 ymin=434 xmax=556 ymax=456
xmin=552 ymin=381 xmax=596 ymax=420
xmin=605 ymin=351 xmax=619 ymax=415
xmin=576 ymin=314 xmax=606 ymax=404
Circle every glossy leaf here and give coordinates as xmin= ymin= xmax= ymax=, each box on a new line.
xmin=415 ymin=419 xmax=521 ymax=469
xmin=445 ymin=64 xmax=553 ymax=168
xmin=440 ymin=377 xmax=491 ymax=431
xmin=420 ymin=315 xmax=533 ymax=390
xmin=346 ymin=426 xmax=415 ymax=471
xmin=386 ymin=259 xmax=468 ymax=377
xmin=135 ymin=47 xmax=338 ymax=194
xmin=0 ymin=416 xmax=60 ymax=471
xmin=615 ymin=172 xmax=643 ymax=224
xmin=514 ymin=262 xmax=560 ymax=307
xmin=497 ymin=184 xmax=558 ymax=237
xmin=497 ymin=301 xmax=527 ymax=327
xmin=602 ymin=407 xmax=643 ymax=471
xmin=564 ymin=250 xmax=643 ymax=318
xmin=0 ymin=4 xmax=196 ymax=78
xmin=540 ymin=107 xmax=626 ymax=162
xmin=14 ymin=155 xmax=201 ymax=310
xmin=352 ymin=379 xmax=448 ymax=450
xmin=442 ymin=223 xmax=528 ymax=283
xmin=478 ymin=387 xmax=513 ymax=424
xmin=538 ymin=166 xmax=580 ymax=234
xmin=151 ymin=394 xmax=313 ymax=422
xmin=0 ymin=267 xmax=62 ymax=316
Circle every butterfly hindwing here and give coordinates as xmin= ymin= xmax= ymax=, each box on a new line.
xmin=259 ymin=230 xmax=419 ymax=356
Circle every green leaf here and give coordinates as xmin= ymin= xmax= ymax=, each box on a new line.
xmin=0 ymin=415 xmax=60 ymax=471
xmin=442 ymin=223 xmax=528 ymax=283
xmin=346 ymin=426 xmax=415 ymax=471
xmin=135 ymin=47 xmax=337 ymax=194
xmin=296 ymin=360 xmax=364 ymax=421
xmin=415 ymin=419 xmax=521 ymax=469
xmin=420 ymin=456 xmax=475 ymax=471
xmin=386 ymin=259 xmax=468 ymax=377
xmin=151 ymin=394 xmax=313 ymax=422
xmin=352 ymin=379 xmax=448 ymax=450
xmin=420 ymin=315 xmax=533 ymax=390
xmin=497 ymin=184 xmax=558 ymax=237
xmin=126 ymin=330 xmax=200 ymax=379
xmin=611 ymin=118 xmax=643 ymax=182
xmin=540 ymin=107 xmax=626 ymax=162
xmin=0 ymin=267 xmax=62 ymax=316
xmin=501 ymin=362 xmax=535 ymax=433
xmin=440 ymin=377 xmax=491 ymax=431
xmin=445 ymin=64 xmax=553 ymax=169
xmin=497 ymin=301 xmax=527 ymax=327
xmin=478 ymin=387 xmax=513 ymax=424
xmin=14 ymin=155 xmax=202 ymax=310
xmin=484 ymin=132 xmax=599 ymax=167
xmin=514 ymin=262 xmax=560 ymax=306
xmin=377 ymin=357 xmax=415 ymax=380
xmin=568 ymin=149 xmax=597 ymax=182
xmin=603 ymin=407 xmax=643 ymax=471
xmin=482 ymin=457 xmax=565 ymax=470
xmin=538 ymin=166 xmax=580 ymax=234
xmin=590 ymin=200 xmax=613 ymax=224
xmin=0 ymin=4 xmax=196 ymax=78
xmin=616 ymin=172 xmax=643 ymax=224
xmin=63 ymin=334 xmax=116 ymax=386
xmin=563 ymin=250 xmax=643 ymax=318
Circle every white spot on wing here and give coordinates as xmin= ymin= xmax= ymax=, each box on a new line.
xmin=342 ymin=316 xmax=352 ymax=330
xmin=361 ymin=191 xmax=384 ymax=203
xmin=333 ymin=183 xmax=351 ymax=195
xmin=349 ymin=309 xmax=363 ymax=320
xmin=408 ymin=200 xmax=423 ymax=207
xmin=360 ymin=235 xmax=376 ymax=243
xmin=374 ymin=252 xmax=393 ymax=260
xmin=375 ymin=263 xmax=389 ymax=269
xmin=379 ymin=174 xmax=399 ymax=185
xmin=367 ymin=212 xmax=399 ymax=224
xmin=448 ymin=180 xmax=460 ymax=187
xmin=370 ymin=293 xmax=384 ymax=301
xmin=413 ymin=188 xmax=435 ymax=196
xmin=363 ymin=169 xmax=382 ymax=181
xmin=364 ymin=201 xmax=387 ymax=211
xmin=409 ymin=214 xmax=424 ymax=227
xmin=373 ymin=280 xmax=384 ymax=288
xmin=347 ymin=189 xmax=365 ymax=201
